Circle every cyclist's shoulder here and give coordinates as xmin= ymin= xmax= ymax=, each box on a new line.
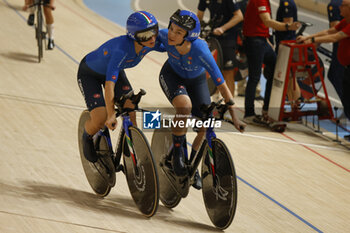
xmin=190 ymin=39 xmax=211 ymax=60
xmin=106 ymin=35 xmax=133 ymax=52
xmin=159 ymin=29 xmax=168 ymax=39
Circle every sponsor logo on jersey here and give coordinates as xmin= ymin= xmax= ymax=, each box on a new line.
xmin=216 ymin=77 xmax=222 ymax=83
xmin=284 ymin=1 xmax=289 ymax=6
xmin=258 ymin=6 xmax=267 ymax=11
xmin=103 ymin=50 xmax=108 ymax=56
xmin=93 ymin=93 xmax=100 ymax=98
xmin=190 ymin=32 xmax=200 ymax=38
xmin=112 ymin=75 xmax=117 ymax=80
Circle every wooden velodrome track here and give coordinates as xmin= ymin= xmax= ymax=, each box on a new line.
xmin=0 ymin=0 xmax=349 ymax=232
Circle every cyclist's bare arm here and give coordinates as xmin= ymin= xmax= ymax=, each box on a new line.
xmin=105 ymin=81 xmax=117 ymax=130
xmin=259 ymin=12 xmax=300 ymax=31
xmin=217 ymin=83 xmax=246 ymax=132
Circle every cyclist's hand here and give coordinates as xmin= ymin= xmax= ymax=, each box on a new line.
xmin=232 ymin=117 xmax=246 ymax=133
xmin=105 ymin=115 xmax=117 ymax=131
xmin=213 ymin=27 xmax=224 ymax=36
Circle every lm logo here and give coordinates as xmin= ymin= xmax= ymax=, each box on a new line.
xmin=143 ymin=110 xmax=161 ymax=129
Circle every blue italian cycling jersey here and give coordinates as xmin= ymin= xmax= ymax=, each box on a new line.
xmin=158 ymin=29 xmax=225 ymax=86
xmin=85 ymin=35 xmax=165 ymax=83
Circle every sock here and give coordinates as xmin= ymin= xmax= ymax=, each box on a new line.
xmin=46 ymin=24 xmax=54 ymax=39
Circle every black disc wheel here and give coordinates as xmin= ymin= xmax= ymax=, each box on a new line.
xmin=78 ymin=110 xmax=114 ymax=197
xmin=122 ymin=126 xmax=159 ymax=217
xmin=201 ymin=138 xmax=238 ymax=229
xmin=151 ymin=124 xmax=182 ymax=208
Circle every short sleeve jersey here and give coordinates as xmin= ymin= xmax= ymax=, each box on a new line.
xmin=85 ymin=35 xmax=165 ymax=83
xmin=243 ymin=0 xmax=272 ymax=37
xmin=335 ymin=19 xmax=350 ymax=66
xmin=197 ymin=0 xmax=240 ymax=36
xmin=275 ymin=0 xmax=298 ymax=43
xmin=158 ymin=29 xmax=225 ymax=86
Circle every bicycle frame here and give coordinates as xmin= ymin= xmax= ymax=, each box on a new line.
xmin=121 ymin=114 xmax=139 ymax=168
xmin=187 ymin=125 xmax=218 ymax=185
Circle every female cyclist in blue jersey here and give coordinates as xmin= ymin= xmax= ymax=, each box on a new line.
xmin=77 ymin=11 xmax=164 ymax=163
xmin=158 ymin=9 xmax=246 ymax=189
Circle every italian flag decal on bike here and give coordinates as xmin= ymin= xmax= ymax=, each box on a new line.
xmin=208 ymin=147 xmax=216 ymax=177
xmin=125 ymin=134 xmax=136 ymax=164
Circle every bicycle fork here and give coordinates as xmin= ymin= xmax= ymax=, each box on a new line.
xmin=189 ymin=128 xmax=217 ymax=186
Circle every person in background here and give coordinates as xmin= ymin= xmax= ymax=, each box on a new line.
xmin=275 ymin=0 xmax=301 ymax=108
xmin=197 ymin=0 xmax=243 ymax=99
xmin=297 ymin=0 xmax=350 ymax=129
xmin=23 ymin=0 xmax=56 ymax=50
xmin=242 ymin=0 xmax=300 ymax=124
xmin=327 ymin=0 xmax=345 ymax=100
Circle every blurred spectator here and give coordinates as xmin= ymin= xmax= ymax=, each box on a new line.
xmin=197 ymin=0 xmax=243 ymax=98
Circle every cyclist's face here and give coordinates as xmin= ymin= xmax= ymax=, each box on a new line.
xmin=168 ymin=23 xmax=187 ymax=45
xmin=140 ymin=35 xmax=157 ymax=48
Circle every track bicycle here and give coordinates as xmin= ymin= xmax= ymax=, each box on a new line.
xmin=78 ymin=89 xmax=159 ymax=217
xmin=28 ymin=0 xmax=51 ymax=62
xmin=151 ymin=100 xmax=239 ymax=229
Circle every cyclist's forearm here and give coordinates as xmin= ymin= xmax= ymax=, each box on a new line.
xmin=105 ymin=81 xmax=116 ymax=117
xmin=217 ymin=83 xmax=234 ymax=105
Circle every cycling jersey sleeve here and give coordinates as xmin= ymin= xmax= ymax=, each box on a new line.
xmin=196 ymin=40 xmax=225 ymax=86
xmin=106 ymin=50 xmax=126 ymax=83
